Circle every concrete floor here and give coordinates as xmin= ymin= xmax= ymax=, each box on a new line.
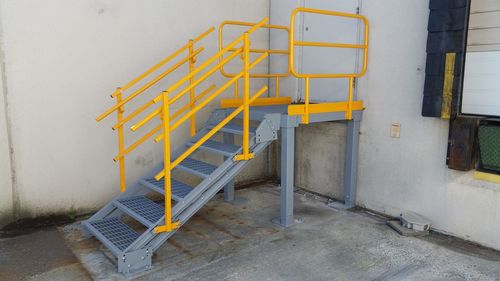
xmin=2 ymin=184 xmax=500 ymax=281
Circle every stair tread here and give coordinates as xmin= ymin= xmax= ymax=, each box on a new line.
xmin=142 ymin=178 xmax=193 ymax=201
xmin=177 ymin=158 xmax=217 ymax=177
xmin=89 ymin=217 xmax=140 ymax=252
xmin=188 ymin=140 xmax=240 ymax=156
xmin=208 ymin=123 xmax=256 ymax=135
xmin=116 ymin=196 xmax=164 ymax=227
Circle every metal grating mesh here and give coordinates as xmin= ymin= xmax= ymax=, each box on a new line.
xmin=197 ymin=140 xmax=240 ymax=154
xmin=144 ymin=178 xmax=193 ymax=201
xmin=178 ymin=158 xmax=217 ymax=176
xmin=117 ymin=196 xmax=164 ymax=225
xmin=90 ymin=217 xmax=139 ymax=251
xmin=209 ymin=123 xmax=256 ymax=135
xmin=479 ymin=125 xmax=500 ymax=171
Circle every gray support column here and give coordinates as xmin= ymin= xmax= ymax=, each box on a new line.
xmin=278 ymin=125 xmax=295 ymax=227
xmin=223 ymin=132 xmax=235 ymax=202
xmin=343 ymin=118 xmax=361 ymax=209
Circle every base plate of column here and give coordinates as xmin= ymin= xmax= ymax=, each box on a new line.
xmin=271 ymin=217 xmax=304 ymax=228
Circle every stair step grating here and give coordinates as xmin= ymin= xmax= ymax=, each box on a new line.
xmin=142 ymin=179 xmax=193 ymax=201
xmin=208 ymin=123 xmax=256 ymax=135
xmin=116 ymin=196 xmax=164 ymax=226
xmin=177 ymin=158 xmax=217 ymax=177
xmin=89 ymin=217 xmax=140 ymax=252
xmin=189 ymin=140 xmax=240 ymax=156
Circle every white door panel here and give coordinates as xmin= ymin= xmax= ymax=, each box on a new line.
xmin=301 ymin=0 xmax=361 ymax=102
xmin=462 ymin=0 xmax=500 ymax=116
xmin=462 ymin=51 xmax=500 ymax=117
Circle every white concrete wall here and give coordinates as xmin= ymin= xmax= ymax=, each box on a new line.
xmin=0 ymin=0 xmax=270 ymax=223
xmin=276 ymin=0 xmax=500 ymax=251
xmin=357 ymin=0 xmax=500 ymax=251
xmin=0 ymin=33 xmax=14 ymax=224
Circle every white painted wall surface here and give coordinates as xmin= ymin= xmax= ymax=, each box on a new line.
xmin=269 ymin=0 xmax=302 ymax=100
xmin=357 ymin=0 xmax=500 ymax=250
xmin=0 ymin=44 xmax=14 ymax=225
xmin=0 ymin=0 xmax=270 ymax=222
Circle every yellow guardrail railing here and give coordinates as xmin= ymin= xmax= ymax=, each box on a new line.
xmin=95 ymin=7 xmax=369 ymax=234
xmin=96 ymin=17 xmax=270 ymax=234
xmin=95 ymin=27 xmax=214 ymax=193
xmin=152 ymin=18 xmax=270 ymax=233
xmin=219 ymin=20 xmax=290 ymax=101
xmin=289 ymin=7 xmax=369 ymax=123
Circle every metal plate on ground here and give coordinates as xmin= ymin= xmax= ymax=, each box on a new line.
xmin=387 ymin=220 xmax=429 ymax=237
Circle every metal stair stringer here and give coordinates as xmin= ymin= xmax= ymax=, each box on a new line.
xmin=124 ymin=111 xmax=281 ymax=256
xmin=150 ymin=140 xmax=273 ymax=252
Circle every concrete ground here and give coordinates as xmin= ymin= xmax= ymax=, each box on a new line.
xmin=2 ymin=184 xmax=500 ymax=281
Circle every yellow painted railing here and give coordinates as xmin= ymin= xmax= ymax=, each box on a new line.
xmin=219 ymin=20 xmax=289 ymax=99
xmin=96 ymin=17 xmax=270 ymax=233
xmin=96 ymin=27 xmax=214 ymax=192
xmin=95 ymin=7 xmax=369 ymax=234
xmin=289 ymin=7 xmax=369 ymax=123
xmin=151 ymin=18 xmax=269 ymax=233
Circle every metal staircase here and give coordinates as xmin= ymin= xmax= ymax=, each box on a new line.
xmin=84 ymin=108 xmax=280 ymax=274
xmin=85 ymin=7 xmax=369 ymax=275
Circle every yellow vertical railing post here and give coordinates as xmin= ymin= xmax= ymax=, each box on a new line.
xmin=188 ymin=40 xmax=197 ymax=137
xmin=154 ymin=91 xmax=180 ymax=234
xmin=275 ymin=77 xmax=280 ymax=97
xmin=115 ymin=88 xmax=126 ymax=192
xmin=235 ymin=32 xmax=254 ymax=161
xmin=234 ymin=79 xmax=239 ymax=98
xmin=346 ymin=77 xmax=354 ymax=120
xmin=303 ymin=78 xmax=310 ymax=124
xmin=243 ymin=32 xmax=251 ymax=158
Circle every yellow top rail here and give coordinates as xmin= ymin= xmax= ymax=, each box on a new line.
xmin=289 ymin=7 xmax=369 ymax=79
xmin=218 ymin=20 xmax=290 ymax=78
xmin=96 ymin=27 xmax=215 ymax=122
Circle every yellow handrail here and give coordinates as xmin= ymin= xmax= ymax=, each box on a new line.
xmin=129 ymin=49 xmax=243 ymax=132
xmin=153 ymin=51 xmax=268 ymax=142
xmin=104 ymin=47 xmax=204 ymax=125
xmin=152 ymin=18 xmax=269 ymax=105
xmin=129 ymin=18 xmax=269 ymax=137
xmin=96 ymin=26 xmax=214 ymax=200
xmin=153 ymin=85 xmax=268 ymax=180
xmin=219 ymin=20 xmax=289 ymax=99
xmin=219 ymin=20 xmax=289 ymax=79
xmin=129 ymin=85 xmax=216 ymax=134
xmin=118 ymin=27 xmax=214 ymax=96
xmin=289 ymin=7 xmax=369 ymax=123
xmin=96 ymin=27 xmax=214 ymax=122
xmin=154 ymin=20 xmax=270 ymax=233
xmin=112 ymin=85 xmax=216 ymax=161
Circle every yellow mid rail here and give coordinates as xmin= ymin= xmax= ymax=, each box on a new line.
xmin=95 ymin=7 xmax=369 ymax=234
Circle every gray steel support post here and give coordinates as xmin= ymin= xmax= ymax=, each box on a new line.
xmin=223 ymin=132 xmax=235 ymax=202
xmin=343 ymin=118 xmax=361 ymax=209
xmin=278 ymin=125 xmax=295 ymax=227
